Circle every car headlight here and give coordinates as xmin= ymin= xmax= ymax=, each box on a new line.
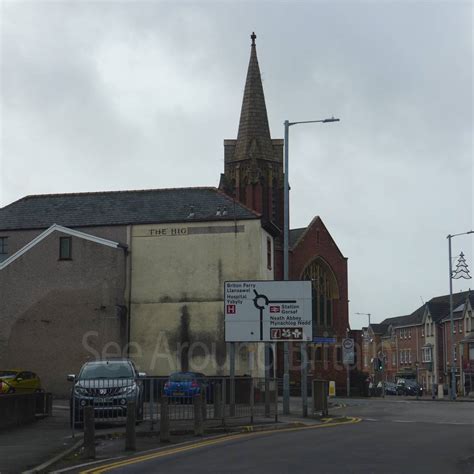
xmin=74 ymin=386 xmax=88 ymax=396
xmin=119 ymin=383 xmax=137 ymax=395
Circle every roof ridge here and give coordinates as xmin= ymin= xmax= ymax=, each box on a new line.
xmin=214 ymin=188 xmax=261 ymax=217
xmin=428 ymin=289 xmax=470 ymax=302
xmin=18 ymin=186 xmax=218 ymax=201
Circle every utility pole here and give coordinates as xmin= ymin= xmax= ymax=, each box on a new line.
xmin=447 ymin=231 xmax=473 ymax=400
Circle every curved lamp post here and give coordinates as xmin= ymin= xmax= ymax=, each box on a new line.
xmin=282 ymin=116 xmax=340 ymax=415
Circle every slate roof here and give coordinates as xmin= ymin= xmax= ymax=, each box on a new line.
xmin=370 ymin=323 xmax=389 ymax=335
xmin=381 ymin=314 xmax=411 ymax=327
xmin=377 ymin=290 xmax=471 ymax=334
xmin=0 ymin=187 xmax=259 ymax=231
xmin=427 ymin=291 xmax=470 ymax=322
xmin=289 ymin=227 xmax=306 ymax=248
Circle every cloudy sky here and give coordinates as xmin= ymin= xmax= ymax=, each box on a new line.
xmin=1 ymin=0 xmax=472 ymax=328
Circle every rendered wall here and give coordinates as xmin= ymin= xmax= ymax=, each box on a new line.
xmin=0 ymin=228 xmax=127 ymax=396
xmin=130 ymin=219 xmax=273 ymax=376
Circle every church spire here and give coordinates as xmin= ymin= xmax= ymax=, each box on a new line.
xmin=233 ymin=32 xmax=276 ymax=163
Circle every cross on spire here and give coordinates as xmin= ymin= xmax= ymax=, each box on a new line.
xmin=251 ymin=32 xmax=256 ymax=45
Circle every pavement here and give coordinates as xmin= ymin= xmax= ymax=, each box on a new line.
xmin=1 ymin=395 xmax=472 ymax=473
xmin=0 ymin=406 xmax=75 ymax=474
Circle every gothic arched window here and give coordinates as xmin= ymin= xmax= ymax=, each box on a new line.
xmin=301 ymin=258 xmax=339 ymax=330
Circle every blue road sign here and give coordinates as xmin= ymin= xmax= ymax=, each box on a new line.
xmin=313 ymin=337 xmax=336 ymax=344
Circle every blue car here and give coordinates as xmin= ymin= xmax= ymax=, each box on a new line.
xmin=163 ymin=372 xmax=206 ymax=398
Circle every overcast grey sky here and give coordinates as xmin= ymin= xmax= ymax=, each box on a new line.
xmin=1 ymin=0 xmax=472 ymax=328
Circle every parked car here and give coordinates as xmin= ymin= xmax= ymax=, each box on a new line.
xmin=163 ymin=372 xmax=208 ymax=399
xmin=0 ymin=370 xmax=42 ymax=394
xmin=68 ymin=359 xmax=146 ymax=426
xmin=396 ymin=378 xmax=423 ymax=396
xmin=383 ymin=381 xmax=398 ymax=396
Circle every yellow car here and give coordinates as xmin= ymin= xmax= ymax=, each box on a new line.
xmin=0 ymin=370 xmax=42 ymax=394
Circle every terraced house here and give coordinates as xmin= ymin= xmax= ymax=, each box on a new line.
xmin=362 ymin=290 xmax=474 ymax=396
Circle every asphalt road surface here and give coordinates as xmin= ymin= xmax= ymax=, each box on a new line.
xmin=83 ymin=398 xmax=474 ymax=474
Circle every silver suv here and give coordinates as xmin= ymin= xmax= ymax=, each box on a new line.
xmin=68 ymin=359 xmax=145 ymax=426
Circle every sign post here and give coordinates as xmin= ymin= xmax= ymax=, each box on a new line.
xmin=342 ymin=338 xmax=354 ymax=398
xmin=225 ymin=280 xmax=312 ymax=415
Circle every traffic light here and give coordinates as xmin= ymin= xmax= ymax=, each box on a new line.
xmin=373 ymin=357 xmax=384 ymax=371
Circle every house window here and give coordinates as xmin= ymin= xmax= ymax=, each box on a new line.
xmin=454 ymin=345 xmax=457 ymax=362
xmin=421 ymin=326 xmax=424 ymax=336
xmin=400 ymin=350 xmax=404 ymax=364
xmin=399 ymin=330 xmax=402 ymax=340
xmin=266 ymin=237 xmax=272 ymax=270
xmin=408 ymin=349 xmax=412 ymax=364
xmin=59 ymin=237 xmax=72 ymax=260
xmin=459 ymin=321 xmax=463 ymax=333
xmin=392 ymin=353 xmax=396 ymax=366
xmin=453 ymin=323 xmax=456 ymax=334
xmin=336 ymin=347 xmax=342 ymax=364
xmin=422 ymin=347 xmax=432 ymax=363
xmin=408 ymin=328 xmax=411 ymax=339
xmin=0 ymin=237 xmax=7 ymax=255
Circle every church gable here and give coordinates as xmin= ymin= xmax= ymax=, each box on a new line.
xmin=291 ymin=216 xmax=346 ymax=260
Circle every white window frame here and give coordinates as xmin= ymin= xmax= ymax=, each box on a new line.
xmin=422 ymin=347 xmax=432 ymax=363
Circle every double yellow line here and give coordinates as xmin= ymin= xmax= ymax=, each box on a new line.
xmin=80 ymin=417 xmax=361 ymax=473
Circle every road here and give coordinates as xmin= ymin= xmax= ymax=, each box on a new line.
xmin=78 ymin=398 xmax=474 ymax=474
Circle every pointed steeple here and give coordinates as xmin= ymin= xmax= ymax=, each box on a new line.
xmin=233 ymin=32 xmax=276 ymax=163
xmin=220 ymin=33 xmax=284 ymax=230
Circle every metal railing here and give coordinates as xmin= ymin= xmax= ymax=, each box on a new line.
xmin=71 ymin=376 xmax=278 ymax=437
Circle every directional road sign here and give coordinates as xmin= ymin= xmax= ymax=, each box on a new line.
xmin=224 ymin=281 xmax=312 ymax=342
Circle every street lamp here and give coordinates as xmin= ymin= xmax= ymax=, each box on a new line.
xmin=282 ymin=116 xmax=340 ymax=415
xmin=355 ymin=312 xmax=371 ymax=327
xmin=447 ymin=230 xmax=473 ymax=400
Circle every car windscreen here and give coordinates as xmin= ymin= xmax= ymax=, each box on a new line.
xmin=169 ymin=373 xmax=195 ymax=382
xmin=79 ymin=363 xmax=134 ymax=380
xmin=0 ymin=371 xmax=18 ymax=378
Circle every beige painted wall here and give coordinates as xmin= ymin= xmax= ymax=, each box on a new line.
xmin=130 ymin=219 xmax=273 ymax=376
